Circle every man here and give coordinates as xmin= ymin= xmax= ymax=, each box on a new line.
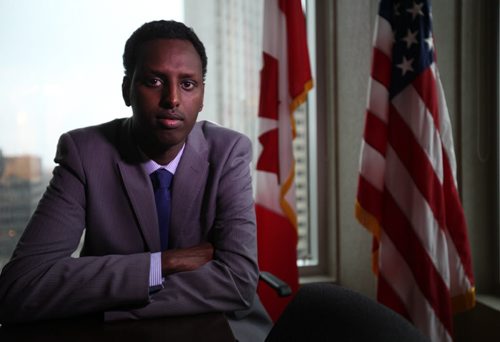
xmin=0 ymin=20 xmax=272 ymax=341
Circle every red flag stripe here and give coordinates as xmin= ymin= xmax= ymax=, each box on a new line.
xmin=363 ymin=110 xmax=388 ymax=156
xmin=258 ymin=53 xmax=279 ymax=120
xmin=371 ymin=48 xmax=392 ymax=88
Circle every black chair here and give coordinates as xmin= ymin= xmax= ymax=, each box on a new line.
xmin=265 ymin=283 xmax=429 ymax=342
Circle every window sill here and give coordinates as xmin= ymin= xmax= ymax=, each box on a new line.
xmin=476 ymin=294 xmax=500 ymax=312
xmin=299 ymin=275 xmax=337 ymax=285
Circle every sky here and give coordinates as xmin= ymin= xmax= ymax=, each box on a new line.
xmin=0 ymin=0 xmax=184 ymax=169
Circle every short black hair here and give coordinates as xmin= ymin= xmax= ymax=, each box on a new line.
xmin=123 ymin=20 xmax=207 ymax=80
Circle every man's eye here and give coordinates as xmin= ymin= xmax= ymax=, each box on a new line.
xmin=181 ymin=80 xmax=195 ymax=90
xmin=145 ymin=78 xmax=163 ymax=87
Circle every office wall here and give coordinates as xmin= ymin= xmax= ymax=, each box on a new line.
xmin=458 ymin=0 xmax=498 ymax=294
xmin=333 ymin=0 xmax=378 ymax=297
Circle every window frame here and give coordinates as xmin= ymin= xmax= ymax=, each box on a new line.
xmin=298 ymin=0 xmax=337 ymax=281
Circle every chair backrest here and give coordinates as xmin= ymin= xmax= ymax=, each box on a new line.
xmin=266 ymin=283 xmax=429 ymax=342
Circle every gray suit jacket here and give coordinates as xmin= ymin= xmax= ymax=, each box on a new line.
xmin=0 ymin=118 xmax=271 ymax=340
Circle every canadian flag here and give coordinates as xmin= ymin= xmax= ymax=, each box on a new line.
xmin=256 ymin=0 xmax=313 ymax=321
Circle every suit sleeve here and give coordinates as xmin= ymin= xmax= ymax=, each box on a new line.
xmin=105 ymin=134 xmax=259 ymax=320
xmin=0 ymin=132 xmax=151 ymax=324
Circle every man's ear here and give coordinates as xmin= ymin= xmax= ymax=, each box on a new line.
xmin=122 ymin=76 xmax=131 ymax=107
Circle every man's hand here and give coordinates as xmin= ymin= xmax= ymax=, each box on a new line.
xmin=161 ymin=242 xmax=214 ymax=276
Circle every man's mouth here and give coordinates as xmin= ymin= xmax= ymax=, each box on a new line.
xmin=157 ymin=113 xmax=183 ymax=129
xmin=158 ymin=117 xmax=182 ymax=128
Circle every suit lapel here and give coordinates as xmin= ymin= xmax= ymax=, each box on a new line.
xmin=117 ymin=119 xmax=160 ymax=252
xmin=117 ymin=162 xmax=160 ymax=251
xmin=170 ymin=124 xmax=209 ymax=246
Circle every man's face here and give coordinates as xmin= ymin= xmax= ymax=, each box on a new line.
xmin=123 ymin=39 xmax=204 ymax=160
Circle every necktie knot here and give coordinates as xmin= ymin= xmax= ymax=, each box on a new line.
xmin=151 ymin=169 xmax=173 ymax=190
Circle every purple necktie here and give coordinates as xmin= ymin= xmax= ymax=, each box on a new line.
xmin=150 ymin=169 xmax=173 ymax=250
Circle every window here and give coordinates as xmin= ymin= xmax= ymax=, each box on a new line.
xmin=295 ymin=0 xmax=320 ymax=269
xmin=0 ymin=0 xmax=324 ymax=274
xmin=0 ymin=0 xmax=184 ymax=268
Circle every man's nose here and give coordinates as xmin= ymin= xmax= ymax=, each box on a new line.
xmin=160 ymin=83 xmax=180 ymax=108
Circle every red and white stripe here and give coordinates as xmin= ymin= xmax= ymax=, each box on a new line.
xmin=256 ymin=0 xmax=312 ymax=322
xmin=356 ymin=12 xmax=475 ymax=342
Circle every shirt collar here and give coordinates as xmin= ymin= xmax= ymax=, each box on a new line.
xmin=142 ymin=144 xmax=185 ymax=175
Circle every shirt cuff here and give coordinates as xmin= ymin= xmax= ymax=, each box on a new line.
xmin=149 ymin=252 xmax=164 ymax=293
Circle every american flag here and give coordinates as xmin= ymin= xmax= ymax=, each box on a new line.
xmin=355 ymin=0 xmax=475 ymax=341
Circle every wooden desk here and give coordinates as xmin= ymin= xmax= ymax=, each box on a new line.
xmin=0 ymin=313 xmax=235 ymax=342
